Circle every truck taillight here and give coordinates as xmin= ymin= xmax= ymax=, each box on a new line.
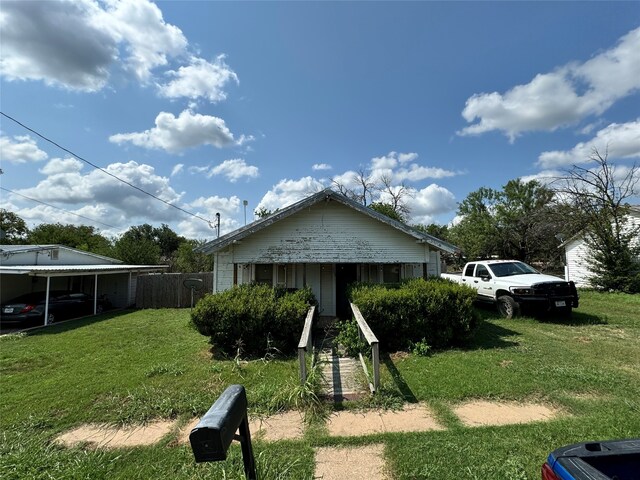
xmin=20 ymin=305 xmax=35 ymax=313
xmin=541 ymin=463 xmax=560 ymax=480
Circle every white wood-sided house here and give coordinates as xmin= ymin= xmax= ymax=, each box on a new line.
xmin=198 ymin=189 xmax=458 ymax=319
xmin=561 ymin=206 xmax=640 ymax=287
xmin=0 ymin=244 xmax=165 ymax=308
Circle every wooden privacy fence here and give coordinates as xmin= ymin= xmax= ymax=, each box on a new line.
xmin=135 ymin=273 xmax=213 ymax=309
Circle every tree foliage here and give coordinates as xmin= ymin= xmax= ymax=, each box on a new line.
xmin=554 ymin=149 xmax=640 ymax=292
xmin=369 ymin=202 xmax=405 ymax=222
xmin=448 ymin=179 xmax=566 ymax=266
xmin=113 ymin=223 xmax=186 ymax=266
xmin=27 ymin=223 xmax=114 ymax=257
xmin=0 ymin=209 xmax=29 ymax=244
xmin=174 ymin=240 xmax=214 ymax=273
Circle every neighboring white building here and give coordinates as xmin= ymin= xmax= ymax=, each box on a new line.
xmin=0 ymin=244 xmax=165 ymax=308
xmin=198 ymin=189 xmax=458 ymax=319
xmin=561 ymin=206 xmax=640 ymax=287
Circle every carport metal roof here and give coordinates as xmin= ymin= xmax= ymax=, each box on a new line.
xmin=0 ymin=264 xmax=167 ymax=276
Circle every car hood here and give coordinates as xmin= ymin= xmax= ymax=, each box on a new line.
xmin=498 ymin=273 xmax=566 ymax=286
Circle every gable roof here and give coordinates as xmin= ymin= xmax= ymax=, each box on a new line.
xmin=198 ymin=188 xmax=459 ymax=255
xmin=558 ymin=205 xmax=640 ymax=249
xmin=0 ymin=244 xmax=123 ymax=264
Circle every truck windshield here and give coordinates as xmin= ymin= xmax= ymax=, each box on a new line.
xmin=488 ymin=262 xmax=538 ymax=277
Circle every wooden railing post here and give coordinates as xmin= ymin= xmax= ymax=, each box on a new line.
xmin=297 ymin=306 xmax=316 ymax=384
xmin=350 ymin=303 xmax=380 ymax=393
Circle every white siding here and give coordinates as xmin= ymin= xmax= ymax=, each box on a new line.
xmin=1 ymin=247 xmax=119 ymax=266
xmin=320 ymin=264 xmax=335 ymax=316
xmin=564 ymin=212 xmax=640 ymax=288
xmin=214 ymin=250 xmax=235 ymax=292
xmin=565 ymin=238 xmax=592 ymax=287
xmin=231 ymin=201 xmax=429 ymax=264
xmin=427 ymin=250 xmax=441 ymax=277
xmin=306 ymin=264 xmax=322 ymax=310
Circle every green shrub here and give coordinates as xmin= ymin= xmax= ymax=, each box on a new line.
xmin=350 ymin=278 xmax=477 ymax=351
xmin=335 ymin=319 xmax=368 ymax=357
xmin=191 ymin=284 xmax=316 ymax=358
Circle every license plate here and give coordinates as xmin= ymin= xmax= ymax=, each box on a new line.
xmin=555 ymin=300 xmax=566 ymax=307
xmin=3 ymin=307 xmax=14 ymax=313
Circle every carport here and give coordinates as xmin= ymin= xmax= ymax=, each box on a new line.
xmin=0 ymin=245 xmax=166 ymax=326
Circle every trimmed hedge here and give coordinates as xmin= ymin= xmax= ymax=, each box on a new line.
xmin=191 ymin=284 xmax=316 ymax=358
xmin=349 ymin=278 xmax=478 ymax=351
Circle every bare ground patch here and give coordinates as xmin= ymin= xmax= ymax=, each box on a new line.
xmin=453 ymin=400 xmax=561 ymax=427
xmin=55 ymin=420 xmax=176 ymax=449
xmin=315 ymin=444 xmax=387 ymax=480
xmin=326 ymin=403 xmax=444 ymax=437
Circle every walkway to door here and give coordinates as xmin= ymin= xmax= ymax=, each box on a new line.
xmin=314 ymin=323 xmax=368 ymax=401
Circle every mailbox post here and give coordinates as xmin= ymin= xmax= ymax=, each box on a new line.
xmin=189 ymin=385 xmax=256 ymax=480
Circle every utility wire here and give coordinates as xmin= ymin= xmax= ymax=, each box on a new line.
xmin=0 ymin=186 xmax=118 ymax=230
xmin=1 ymin=111 xmax=215 ymax=229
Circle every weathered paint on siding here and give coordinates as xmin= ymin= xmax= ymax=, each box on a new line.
xmin=214 ymin=249 xmax=235 ymax=292
xmin=231 ymin=201 xmax=430 ymax=264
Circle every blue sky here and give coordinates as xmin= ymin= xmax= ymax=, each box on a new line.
xmin=1 ymin=1 xmax=639 ymax=240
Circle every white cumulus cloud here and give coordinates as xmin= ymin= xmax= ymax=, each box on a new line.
xmin=312 ymin=163 xmax=332 ymax=171
xmin=109 ymin=109 xmax=237 ymax=153
xmin=458 ymin=27 xmax=640 ymax=141
xmin=256 ymin=177 xmax=325 ymax=214
xmin=158 ymin=55 xmax=238 ymax=102
xmin=0 ymin=0 xmax=188 ymax=91
xmin=537 ymin=120 xmax=640 ymax=168
xmin=0 ymin=134 xmax=48 ymax=163
xmin=405 ymin=184 xmax=457 ymax=225
xmin=208 ymin=159 xmax=259 ymax=183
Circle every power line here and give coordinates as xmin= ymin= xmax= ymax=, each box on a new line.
xmin=0 ymin=111 xmax=215 ymax=229
xmin=1 ymin=186 xmax=118 ymax=229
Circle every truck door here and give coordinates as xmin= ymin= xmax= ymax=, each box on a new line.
xmin=474 ymin=264 xmax=494 ymax=300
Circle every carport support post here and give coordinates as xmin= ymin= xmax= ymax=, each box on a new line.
xmin=44 ymin=276 xmax=51 ymax=326
xmin=93 ymin=274 xmax=98 ymax=314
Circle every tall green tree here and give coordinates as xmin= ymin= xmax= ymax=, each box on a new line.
xmin=27 ymin=223 xmax=113 ymax=256
xmin=113 ymin=223 xmax=186 ymax=267
xmin=174 ymin=240 xmax=214 ymax=273
xmin=0 ymin=209 xmax=29 ymax=244
xmin=369 ymin=202 xmax=405 ymax=222
xmin=448 ymin=180 xmax=565 ymax=266
xmin=554 ymin=149 xmax=640 ymax=292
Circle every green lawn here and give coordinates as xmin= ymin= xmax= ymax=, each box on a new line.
xmin=1 ymin=291 xmax=639 ymax=479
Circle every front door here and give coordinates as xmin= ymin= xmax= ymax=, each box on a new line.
xmin=336 ymin=263 xmax=358 ymax=319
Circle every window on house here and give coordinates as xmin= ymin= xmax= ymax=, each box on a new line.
xmin=383 ymin=264 xmax=401 ymax=283
xmin=50 ymin=249 xmax=59 ymax=260
xmin=255 ymin=264 xmax=273 ymax=285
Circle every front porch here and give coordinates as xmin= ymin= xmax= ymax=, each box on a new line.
xmin=230 ymin=262 xmax=431 ymax=318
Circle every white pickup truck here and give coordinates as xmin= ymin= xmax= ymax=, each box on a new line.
xmin=441 ymin=260 xmax=579 ymax=318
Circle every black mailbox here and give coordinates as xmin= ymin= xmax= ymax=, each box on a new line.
xmin=189 ymin=385 xmax=256 ymax=479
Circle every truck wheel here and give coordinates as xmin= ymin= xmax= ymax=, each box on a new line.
xmin=497 ymin=296 xmax=520 ymax=319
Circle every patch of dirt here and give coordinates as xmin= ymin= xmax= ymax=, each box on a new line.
xmin=499 ymin=360 xmax=513 ymax=368
xmin=314 ymin=444 xmax=387 ymax=480
xmin=574 ymin=336 xmax=592 ymax=344
xmin=453 ymin=400 xmax=561 ymax=427
xmin=389 ymin=351 xmax=410 ymax=361
xmin=326 ymin=404 xmax=444 ymax=437
xmin=178 ymin=411 xmax=305 ymax=444
xmin=249 ymin=411 xmax=305 ymax=441
xmin=56 ymin=420 xmax=176 ymax=449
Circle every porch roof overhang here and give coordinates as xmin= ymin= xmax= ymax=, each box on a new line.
xmin=197 ymin=188 xmax=460 ymax=256
xmin=0 ymin=264 xmax=167 ymax=277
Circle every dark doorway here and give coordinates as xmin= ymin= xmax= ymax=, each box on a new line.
xmin=336 ymin=263 xmax=357 ymax=319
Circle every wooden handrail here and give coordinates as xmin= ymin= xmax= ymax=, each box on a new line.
xmin=298 ymin=306 xmax=316 ymax=384
xmin=350 ymin=302 xmax=380 ymax=393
